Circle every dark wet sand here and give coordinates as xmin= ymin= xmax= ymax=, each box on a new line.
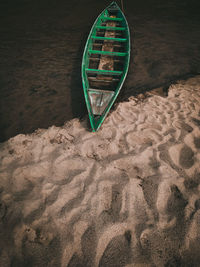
xmin=0 ymin=0 xmax=200 ymax=142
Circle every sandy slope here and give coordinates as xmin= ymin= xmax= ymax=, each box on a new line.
xmin=0 ymin=76 xmax=200 ymax=266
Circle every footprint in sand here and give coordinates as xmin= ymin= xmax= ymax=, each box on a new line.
xmin=169 ymin=143 xmax=195 ymax=169
xmin=179 ymin=145 xmax=195 ymax=169
xmin=11 ymin=168 xmax=34 ymax=200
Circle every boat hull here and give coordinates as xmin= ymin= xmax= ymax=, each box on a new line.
xmin=82 ymin=1 xmax=130 ymax=131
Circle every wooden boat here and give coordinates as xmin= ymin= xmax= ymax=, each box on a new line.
xmin=82 ymin=1 xmax=130 ymax=131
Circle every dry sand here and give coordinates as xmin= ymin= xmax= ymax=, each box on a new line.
xmin=1 ymin=0 xmax=200 ymax=142
xmin=0 ymin=76 xmax=200 ymax=266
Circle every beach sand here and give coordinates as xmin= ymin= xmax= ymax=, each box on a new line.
xmin=0 ymin=76 xmax=200 ymax=266
xmin=1 ymin=0 xmax=200 ymax=142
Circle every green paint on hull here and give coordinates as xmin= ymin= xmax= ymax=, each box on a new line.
xmin=81 ymin=1 xmax=130 ymax=132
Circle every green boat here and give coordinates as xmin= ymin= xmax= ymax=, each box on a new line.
xmin=81 ymin=1 xmax=130 ymax=131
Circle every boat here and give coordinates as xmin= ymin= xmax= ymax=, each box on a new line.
xmin=81 ymin=1 xmax=130 ymax=131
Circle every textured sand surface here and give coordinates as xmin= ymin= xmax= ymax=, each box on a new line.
xmin=1 ymin=0 xmax=200 ymax=142
xmin=0 ymin=76 xmax=200 ymax=266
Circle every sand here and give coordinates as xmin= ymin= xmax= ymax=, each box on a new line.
xmin=0 ymin=76 xmax=200 ymax=266
xmin=1 ymin=0 xmax=200 ymax=142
